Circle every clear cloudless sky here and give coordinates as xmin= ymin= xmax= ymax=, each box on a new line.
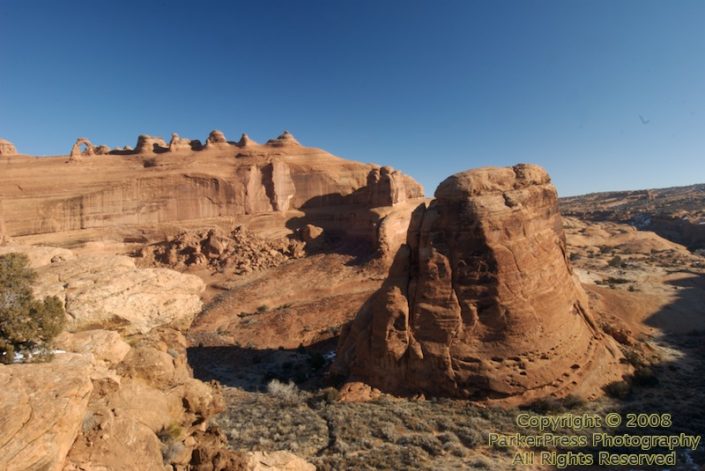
xmin=1 ymin=0 xmax=703 ymax=196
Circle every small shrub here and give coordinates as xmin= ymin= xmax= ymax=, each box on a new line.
xmin=524 ymin=397 xmax=564 ymax=414
xmin=608 ymin=255 xmax=624 ymax=268
xmin=632 ymin=367 xmax=660 ymax=387
xmin=267 ymin=379 xmax=301 ymax=403
xmin=604 ymin=380 xmax=631 ymax=399
xmin=0 ymin=253 xmax=66 ymax=363
xmin=162 ymin=441 xmax=185 ymax=463
xmin=622 ymin=349 xmax=643 ymax=367
xmin=256 ymin=304 xmax=269 ymax=313
xmin=607 ymin=276 xmax=630 ymax=285
xmin=158 ymin=423 xmax=184 ymax=442
xmin=321 ymin=387 xmax=340 ymax=404
xmin=561 ymin=394 xmax=586 ymax=410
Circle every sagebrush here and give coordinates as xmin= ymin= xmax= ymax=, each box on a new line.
xmin=0 ymin=252 xmax=66 ymax=363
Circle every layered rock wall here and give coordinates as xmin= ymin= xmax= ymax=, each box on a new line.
xmin=0 ymin=131 xmax=423 ymax=247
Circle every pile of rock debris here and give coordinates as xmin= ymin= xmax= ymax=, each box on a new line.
xmin=137 ymin=226 xmax=309 ymax=275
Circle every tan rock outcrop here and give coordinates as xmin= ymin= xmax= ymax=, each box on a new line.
xmin=238 ymin=132 xmax=257 ymax=147
xmin=94 ymin=144 xmax=111 ymax=155
xmin=33 ymin=253 xmax=205 ymax=334
xmin=244 ymin=451 xmax=316 ymax=471
xmin=0 ymin=354 xmax=93 ymax=471
xmin=206 ymin=129 xmax=230 ymax=148
xmin=169 ymin=132 xmax=193 ymax=152
xmin=0 ymin=138 xmax=17 ymax=156
xmin=267 ymin=130 xmax=300 ymax=147
xmin=363 ymin=166 xmax=417 ymax=207
xmin=135 ymin=134 xmax=168 ymax=154
xmin=335 ymin=164 xmax=625 ymax=401
xmin=55 ymin=330 xmax=131 ymax=365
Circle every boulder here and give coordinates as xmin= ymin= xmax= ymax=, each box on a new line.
xmin=335 ymin=164 xmax=625 ymax=401
xmin=300 ymin=224 xmax=324 ymax=244
xmin=55 ymin=330 xmax=131 ymax=365
xmin=244 ymin=451 xmax=315 ymax=471
xmin=33 ymin=254 xmax=205 ymax=334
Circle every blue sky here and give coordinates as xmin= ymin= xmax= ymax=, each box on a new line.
xmin=1 ymin=0 xmax=703 ymax=196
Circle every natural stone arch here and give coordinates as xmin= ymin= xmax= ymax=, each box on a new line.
xmin=70 ymin=138 xmax=95 ymax=158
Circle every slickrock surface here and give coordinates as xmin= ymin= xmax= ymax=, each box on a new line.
xmin=0 ymin=131 xmax=423 ymax=251
xmin=0 ymin=354 xmax=93 ymax=471
xmin=335 ymin=164 xmax=625 ymax=401
xmin=31 ymin=252 xmax=204 ymax=334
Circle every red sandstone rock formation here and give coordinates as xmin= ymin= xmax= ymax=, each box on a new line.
xmin=237 ymin=133 xmax=257 ymax=147
xmin=206 ymin=129 xmax=229 ymax=148
xmin=135 ymin=135 xmax=168 ymax=154
xmin=168 ymin=132 xmax=193 ymax=152
xmin=266 ymin=130 xmax=300 ymax=147
xmin=94 ymin=145 xmax=111 ymax=155
xmin=335 ymin=164 xmax=625 ymax=402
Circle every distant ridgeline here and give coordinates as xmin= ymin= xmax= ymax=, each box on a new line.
xmin=559 ymin=185 xmax=705 ymax=252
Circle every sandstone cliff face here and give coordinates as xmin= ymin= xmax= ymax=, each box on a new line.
xmin=335 ymin=164 xmax=625 ymax=401
xmin=0 ymin=131 xmax=423 ymax=249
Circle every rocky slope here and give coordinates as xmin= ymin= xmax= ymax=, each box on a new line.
xmin=560 ymin=183 xmax=705 ymax=251
xmin=335 ymin=164 xmax=626 ymax=402
xmin=0 ymin=131 xmax=423 ymax=252
xmin=0 ymin=244 xmax=315 ymax=471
